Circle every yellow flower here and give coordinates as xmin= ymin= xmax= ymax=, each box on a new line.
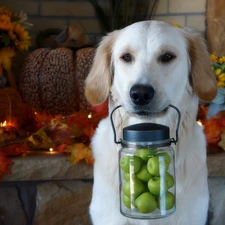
xmin=0 ymin=7 xmax=13 ymax=17
xmin=219 ymin=57 xmax=225 ymax=64
xmin=218 ymin=73 xmax=225 ymax=82
xmin=0 ymin=7 xmax=31 ymax=51
xmin=210 ymin=54 xmax=219 ymax=63
xmin=0 ymin=47 xmax=16 ymax=74
xmin=217 ymin=81 xmax=225 ymax=88
xmin=170 ymin=23 xmax=182 ymax=28
xmin=11 ymin=23 xmax=31 ymax=51
xmin=0 ymin=14 xmax=12 ymax=30
xmin=215 ymin=68 xmax=222 ymax=76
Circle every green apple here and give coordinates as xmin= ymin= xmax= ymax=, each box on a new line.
xmin=157 ymin=191 xmax=175 ymax=210
xmin=165 ymin=172 xmax=174 ymax=189
xmin=135 ymin=192 xmax=157 ymax=213
xmin=120 ymin=155 xmax=142 ymax=173
xmin=123 ymin=194 xmax=131 ymax=208
xmin=136 ymin=164 xmax=153 ymax=182
xmin=135 ymin=148 xmax=157 ymax=162
xmin=123 ymin=172 xmax=136 ymax=181
xmin=122 ymin=177 xmax=145 ymax=198
xmin=147 ymin=156 xmax=169 ymax=176
xmin=148 ymin=177 xmax=168 ymax=196
xmin=157 ymin=152 xmax=171 ymax=164
xmin=123 ymin=172 xmax=130 ymax=181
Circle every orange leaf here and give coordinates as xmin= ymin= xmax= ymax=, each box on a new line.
xmin=1 ymin=142 xmax=28 ymax=157
xmin=0 ymin=152 xmax=14 ymax=181
xmin=56 ymin=143 xmax=67 ymax=152
xmin=204 ymin=119 xmax=222 ymax=144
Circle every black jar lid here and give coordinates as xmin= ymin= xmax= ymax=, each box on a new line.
xmin=122 ymin=123 xmax=170 ymax=143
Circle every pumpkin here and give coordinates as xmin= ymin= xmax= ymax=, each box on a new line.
xmin=0 ymin=87 xmax=24 ymax=127
xmin=20 ymin=47 xmax=95 ymax=116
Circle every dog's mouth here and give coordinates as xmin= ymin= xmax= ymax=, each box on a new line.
xmin=129 ymin=105 xmax=169 ymax=118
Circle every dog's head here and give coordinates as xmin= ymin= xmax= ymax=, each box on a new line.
xmin=85 ymin=21 xmax=217 ymax=116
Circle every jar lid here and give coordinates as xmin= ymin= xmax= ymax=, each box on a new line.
xmin=122 ymin=123 xmax=170 ymax=143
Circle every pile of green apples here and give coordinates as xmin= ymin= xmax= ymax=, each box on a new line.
xmin=120 ymin=148 xmax=175 ymax=214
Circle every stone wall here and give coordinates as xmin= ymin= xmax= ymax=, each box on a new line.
xmin=0 ymin=152 xmax=93 ymax=225
xmin=0 ymin=152 xmax=225 ymax=225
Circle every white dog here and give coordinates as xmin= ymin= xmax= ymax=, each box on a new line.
xmin=85 ymin=21 xmax=217 ymax=225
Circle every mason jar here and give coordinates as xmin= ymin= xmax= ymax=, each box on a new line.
xmin=119 ymin=123 xmax=176 ymax=219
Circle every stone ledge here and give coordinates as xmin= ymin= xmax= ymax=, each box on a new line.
xmin=2 ymin=151 xmax=93 ymax=182
xmin=2 ymin=151 xmax=225 ymax=182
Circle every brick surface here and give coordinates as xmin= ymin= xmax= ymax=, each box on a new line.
xmin=0 ymin=0 xmax=39 ymax=15
xmin=153 ymin=15 xmax=186 ymax=27
xmin=169 ymin=0 xmax=206 ymax=13
xmin=40 ymin=1 xmax=95 ymax=17
xmin=0 ymin=0 xmax=208 ymax=47
xmin=155 ymin=0 xmax=168 ymax=14
xmin=186 ymin=15 xmax=205 ymax=31
xmin=70 ymin=18 xmax=103 ymax=34
xmin=29 ymin=18 xmax=68 ymax=32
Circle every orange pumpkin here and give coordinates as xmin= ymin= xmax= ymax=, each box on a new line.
xmin=0 ymin=87 xmax=24 ymax=127
xmin=20 ymin=47 xmax=95 ymax=116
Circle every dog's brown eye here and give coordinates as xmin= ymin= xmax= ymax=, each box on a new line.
xmin=121 ymin=53 xmax=132 ymax=62
xmin=160 ymin=52 xmax=175 ymax=63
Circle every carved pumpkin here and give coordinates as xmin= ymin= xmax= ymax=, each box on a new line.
xmin=20 ymin=47 xmax=95 ymax=116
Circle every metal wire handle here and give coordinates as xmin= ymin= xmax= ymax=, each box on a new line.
xmin=110 ymin=104 xmax=181 ymax=145
xmin=110 ymin=105 xmax=122 ymax=144
xmin=168 ymin=104 xmax=181 ymax=144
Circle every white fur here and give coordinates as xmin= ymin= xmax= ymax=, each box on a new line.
xmin=85 ymin=21 xmax=217 ymax=225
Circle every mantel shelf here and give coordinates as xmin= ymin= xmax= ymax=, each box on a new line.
xmin=2 ymin=151 xmax=225 ymax=182
xmin=2 ymin=151 xmax=93 ymax=182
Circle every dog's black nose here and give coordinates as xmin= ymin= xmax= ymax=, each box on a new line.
xmin=130 ymin=84 xmax=154 ymax=105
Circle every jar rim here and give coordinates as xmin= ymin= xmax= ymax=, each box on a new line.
xmin=121 ymin=138 xmax=171 ymax=148
xmin=123 ymin=123 xmax=170 ymax=143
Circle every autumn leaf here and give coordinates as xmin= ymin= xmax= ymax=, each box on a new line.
xmin=1 ymin=142 xmax=29 ymax=156
xmin=65 ymin=143 xmax=94 ymax=165
xmin=0 ymin=152 xmax=14 ymax=181
xmin=203 ymin=119 xmax=222 ymax=144
xmin=218 ymin=131 xmax=225 ymax=150
xmin=44 ymin=119 xmax=72 ymax=146
xmin=56 ymin=143 xmax=67 ymax=153
xmin=26 ymin=128 xmax=53 ymax=150
xmin=91 ymin=99 xmax=108 ymax=118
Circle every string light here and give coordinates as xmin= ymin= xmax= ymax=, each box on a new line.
xmin=88 ymin=112 xmax=92 ymax=119
xmin=197 ymin=120 xmax=203 ymax=127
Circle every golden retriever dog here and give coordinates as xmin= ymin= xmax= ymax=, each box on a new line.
xmin=85 ymin=20 xmax=217 ymax=225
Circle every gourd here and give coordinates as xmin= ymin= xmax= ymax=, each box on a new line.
xmin=20 ymin=47 xmax=95 ymax=116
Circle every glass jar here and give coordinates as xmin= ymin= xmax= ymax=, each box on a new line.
xmin=119 ymin=123 xmax=176 ymax=219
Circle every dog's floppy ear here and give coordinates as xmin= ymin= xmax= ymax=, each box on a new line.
xmin=85 ymin=31 xmax=119 ymax=105
xmin=183 ymin=27 xmax=218 ymax=102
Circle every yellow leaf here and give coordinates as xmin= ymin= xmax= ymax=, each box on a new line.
xmin=65 ymin=143 xmax=94 ymax=164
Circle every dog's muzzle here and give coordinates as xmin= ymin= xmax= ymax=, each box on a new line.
xmin=130 ymin=84 xmax=154 ymax=105
xmin=129 ymin=84 xmax=169 ymax=116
